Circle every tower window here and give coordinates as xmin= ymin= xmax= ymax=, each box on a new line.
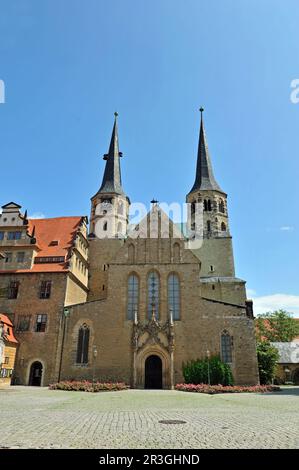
xmin=219 ymin=199 xmax=225 ymax=213
xmin=207 ymin=200 xmax=212 ymax=211
xmin=221 ymin=222 xmax=227 ymax=231
xmin=103 ymin=221 xmax=108 ymax=231
xmin=204 ymin=200 xmax=208 ymax=211
xmin=207 ymin=220 xmax=211 ymax=232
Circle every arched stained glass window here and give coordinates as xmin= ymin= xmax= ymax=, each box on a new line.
xmin=127 ymin=274 xmax=139 ymax=320
xmin=76 ymin=324 xmax=90 ymax=364
xmin=221 ymin=331 xmax=233 ymax=363
xmin=168 ymin=274 xmax=180 ymax=320
xmin=147 ymin=271 xmax=159 ymax=319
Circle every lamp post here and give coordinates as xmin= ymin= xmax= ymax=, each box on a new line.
xmin=206 ymin=349 xmax=211 ymax=386
xmin=92 ymin=345 xmax=98 ymax=389
xmin=57 ymin=307 xmax=70 ymax=382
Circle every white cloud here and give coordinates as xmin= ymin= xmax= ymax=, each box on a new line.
xmin=29 ymin=212 xmax=45 ymax=219
xmin=247 ymin=288 xmax=257 ymax=297
xmin=250 ymin=293 xmax=299 ymax=316
xmin=280 ymin=226 xmax=294 ymax=231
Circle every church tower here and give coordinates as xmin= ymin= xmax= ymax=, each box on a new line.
xmin=186 ymin=109 xmax=247 ymax=305
xmin=88 ymin=113 xmax=130 ymax=301
xmin=89 ymin=112 xmax=130 ymax=239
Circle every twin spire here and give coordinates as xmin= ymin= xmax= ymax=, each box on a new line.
xmin=188 ymin=107 xmax=223 ymax=195
xmin=98 ymin=108 xmax=223 ymax=199
xmin=98 ymin=112 xmax=126 ymax=196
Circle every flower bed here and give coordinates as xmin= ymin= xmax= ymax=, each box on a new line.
xmin=175 ymin=383 xmax=281 ymax=394
xmin=49 ymin=380 xmax=129 ymax=392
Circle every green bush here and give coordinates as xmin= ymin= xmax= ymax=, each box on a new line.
xmin=182 ymin=356 xmax=234 ymax=386
xmin=256 ymin=342 xmax=279 ymax=385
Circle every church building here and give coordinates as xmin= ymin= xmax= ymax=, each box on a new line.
xmin=0 ymin=110 xmax=259 ymax=388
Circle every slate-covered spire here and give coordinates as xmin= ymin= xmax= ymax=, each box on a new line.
xmin=188 ymin=108 xmax=224 ymax=194
xmin=98 ymin=112 xmax=125 ymax=196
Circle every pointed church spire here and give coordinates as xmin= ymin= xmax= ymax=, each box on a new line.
xmin=188 ymin=108 xmax=224 ymax=194
xmin=97 ymin=112 xmax=125 ymax=196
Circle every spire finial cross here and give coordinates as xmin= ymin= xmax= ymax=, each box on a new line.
xmin=199 ymin=107 xmax=204 ymax=115
xmin=114 ymin=111 xmax=118 ymax=118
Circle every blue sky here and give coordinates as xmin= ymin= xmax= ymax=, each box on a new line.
xmin=0 ymin=0 xmax=299 ymax=314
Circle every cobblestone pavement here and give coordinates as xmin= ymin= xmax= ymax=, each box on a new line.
xmin=0 ymin=386 xmax=298 ymax=449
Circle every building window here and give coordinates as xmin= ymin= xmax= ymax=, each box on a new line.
xmin=207 ymin=220 xmax=211 ymax=232
xmin=7 ymin=231 xmax=21 ymax=240
xmin=204 ymin=200 xmax=208 ymax=211
xmin=0 ymin=232 xmax=4 ymax=240
xmin=168 ymin=274 xmax=180 ymax=320
xmin=221 ymin=222 xmax=227 ymax=231
xmin=17 ymin=252 xmax=25 ymax=263
xmin=39 ymin=281 xmax=52 ymax=299
xmin=76 ymin=324 xmax=90 ymax=364
xmin=4 ymin=252 xmax=12 ymax=263
xmin=103 ymin=222 xmax=108 ymax=231
xmin=118 ymin=202 xmax=124 ymax=215
xmin=8 ymin=281 xmax=19 ymax=299
xmin=147 ymin=271 xmax=159 ymax=319
xmin=221 ymin=331 xmax=233 ymax=363
xmin=127 ymin=274 xmax=139 ymax=320
xmin=219 ymin=199 xmax=225 ymax=213
xmin=17 ymin=315 xmax=31 ymax=332
xmin=35 ymin=314 xmax=47 ymax=332
xmin=4 ymin=357 xmax=9 ymax=364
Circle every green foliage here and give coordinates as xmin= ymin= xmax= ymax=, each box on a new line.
xmin=256 ymin=342 xmax=279 ymax=385
xmin=182 ymin=356 xmax=234 ymax=386
xmin=255 ymin=310 xmax=299 ymax=342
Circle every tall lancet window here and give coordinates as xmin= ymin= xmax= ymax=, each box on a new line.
xmin=221 ymin=330 xmax=233 ymax=363
xmin=127 ymin=274 xmax=139 ymax=320
xmin=168 ymin=273 xmax=180 ymax=320
xmin=76 ymin=324 xmax=90 ymax=364
xmin=147 ymin=271 xmax=159 ymax=319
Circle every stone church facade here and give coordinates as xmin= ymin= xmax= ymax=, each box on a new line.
xmin=0 ymin=111 xmax=259 ymax=388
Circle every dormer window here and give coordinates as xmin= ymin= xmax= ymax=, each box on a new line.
xmin=8 ymin=231 xmax=21 ymax=240
xmin=49 ymin=240 xmax=59 ymax=246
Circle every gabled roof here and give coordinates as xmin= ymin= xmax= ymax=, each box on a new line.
xmin=1 ymin=202 xmax=22 ymax=209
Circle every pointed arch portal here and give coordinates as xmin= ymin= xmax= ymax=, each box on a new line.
xmin=144 ymin=355 xmax=162 ymax=389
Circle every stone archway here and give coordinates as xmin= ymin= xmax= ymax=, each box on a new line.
xmin=135 ymin=347 xmax=171 ymax=389
xmin=29 ymin=361 xmax=43 ymax=386
xmin=144 ymin=355 xmax=162 ymax=389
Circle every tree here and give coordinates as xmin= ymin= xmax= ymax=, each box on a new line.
xmin=255 ymin=310 xmax=299 ymax=342
xmin=256 ymin=342 xmax=279 ymax=384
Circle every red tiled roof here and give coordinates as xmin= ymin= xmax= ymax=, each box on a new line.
xmin=0 ymin=313 xmax=18 ymax=344
xmin=29 ymin=216 xmax=84 ymax=272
